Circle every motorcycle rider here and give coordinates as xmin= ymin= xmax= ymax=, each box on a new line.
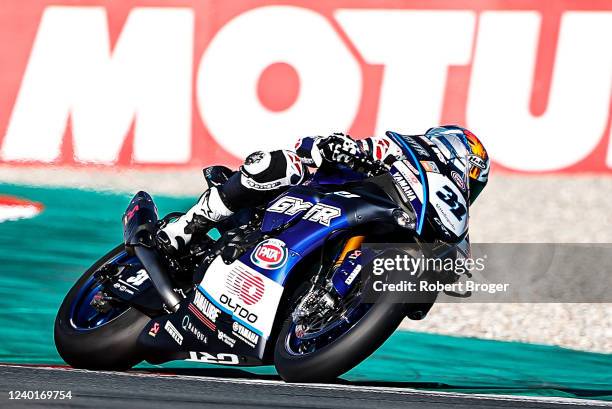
xmin=157 ymin=126 xmax=490 ymax=253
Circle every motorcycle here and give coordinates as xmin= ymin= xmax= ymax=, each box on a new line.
xmin=54 ymin=131 xmax=470 ymax=382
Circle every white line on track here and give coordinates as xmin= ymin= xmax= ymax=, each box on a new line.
xmin=1 ymin=364 xmax=610 ymax=407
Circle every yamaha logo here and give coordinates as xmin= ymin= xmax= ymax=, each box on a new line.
xmin=232 ymin=321 xmax=260 ymax=347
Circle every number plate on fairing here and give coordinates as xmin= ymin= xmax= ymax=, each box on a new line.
xmin=428 ymin=172 xmax=468 ymax=237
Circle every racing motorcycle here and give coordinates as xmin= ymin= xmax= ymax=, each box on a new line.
xmin=54 ymin=131 xmax=470 ymax=382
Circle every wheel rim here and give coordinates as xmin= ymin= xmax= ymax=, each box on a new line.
xmin=69 ymin=252 xmax=135 ymax=331
xmin=284 ymin=296 xmax=372 ymax=356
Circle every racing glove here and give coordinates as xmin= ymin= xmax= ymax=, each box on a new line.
xmin=318 ymin=133 xmax=362 ymax=166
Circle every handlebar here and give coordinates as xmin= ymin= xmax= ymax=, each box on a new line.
xmin=351 ymin=153 xmax=389 ymax=177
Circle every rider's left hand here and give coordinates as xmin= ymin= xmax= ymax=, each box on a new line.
xmin=318 ymin=133 xmax=361 ymax=166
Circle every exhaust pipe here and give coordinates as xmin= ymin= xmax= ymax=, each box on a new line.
xmin=134 ymin=246 xmax=181 ymax=312
xmin=124 ymin=191 xmax=181 ymax=312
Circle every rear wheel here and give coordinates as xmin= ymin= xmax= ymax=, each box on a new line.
xmin=54 ymin=245 xmax=151 ymax=370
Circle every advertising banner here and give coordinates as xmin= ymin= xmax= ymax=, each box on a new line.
xmin=1 ymin=1 xmax=611 ymax=172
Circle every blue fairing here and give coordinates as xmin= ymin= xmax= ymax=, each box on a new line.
xmin=310 ymin=164 xmax=367 ymax=185
xmin=241 ymin=190 xmax=354 ymax=285
xmin=260 ymin=188 xmax=326 ymax=233
xmin=237 ymin=155 xmax=405 ymax=287
xmin=238 ymin=140 xmax=422 ymax=289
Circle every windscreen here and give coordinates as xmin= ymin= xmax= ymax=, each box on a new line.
xmin=385 ymin=132 xmax=429 ymax=235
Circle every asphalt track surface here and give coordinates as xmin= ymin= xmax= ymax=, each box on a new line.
xmin=0 ymin=364 xmax=610 ymax=409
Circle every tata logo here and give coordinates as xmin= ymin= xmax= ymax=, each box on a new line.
xmin=250 ymin=238 xmax=288 ymax=270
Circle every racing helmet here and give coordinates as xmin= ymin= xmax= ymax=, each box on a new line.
xmin=424 ymin=125 xmax=490 ymax=204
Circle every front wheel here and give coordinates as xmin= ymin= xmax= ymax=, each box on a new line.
xmin=54 ymin=245 xmax=151 ymax=370
xmin=274 ymin=292 xmax=406 ymax=383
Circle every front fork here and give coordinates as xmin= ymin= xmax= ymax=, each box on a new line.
xmin=330 ymin=236 xmax=365 ymax=298
xmin=293 ymin=235 xmax=366 ymax=322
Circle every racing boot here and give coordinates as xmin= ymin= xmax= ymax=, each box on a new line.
xmin=156 ymin=186 xmax=233 ymax=255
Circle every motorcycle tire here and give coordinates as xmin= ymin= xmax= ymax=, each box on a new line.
xmin=274 ymin=293 xmax=406 ymax=383
xmin=54 ymin=245 xmax=151 ymax=370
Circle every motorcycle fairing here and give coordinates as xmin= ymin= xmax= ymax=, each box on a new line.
xmin=260 ymin=187 xmax=326 ymax=233
xmin=198 ymin=256 xmax=284 ymax=340
xmin=389 ymin=160 xmax=427 ymax=234
xmin=386 ymin=131 xmax=469 ymax=242
xmin=427 ymin=172 xmax=468 ymax=238
xmin=153 ymin=182 xmax=396 ymax=364
xmin=253 ymin=185 xmax=398 ymax=286
xmin=138 ymin=274 xmax=271 ymax=366
xmin=179 ymin=189 xmax=362 ymax=357
xmin=137 ymin=163 xmax=410 ymax=367
xmin=141 ymin=250 xmax=288 ymax=364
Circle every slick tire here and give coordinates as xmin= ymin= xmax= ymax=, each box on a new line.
xmin=54 ymin=245 xmax=151 ymax=370
xmin=274 ymin=299 xmax=405 ymax=383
